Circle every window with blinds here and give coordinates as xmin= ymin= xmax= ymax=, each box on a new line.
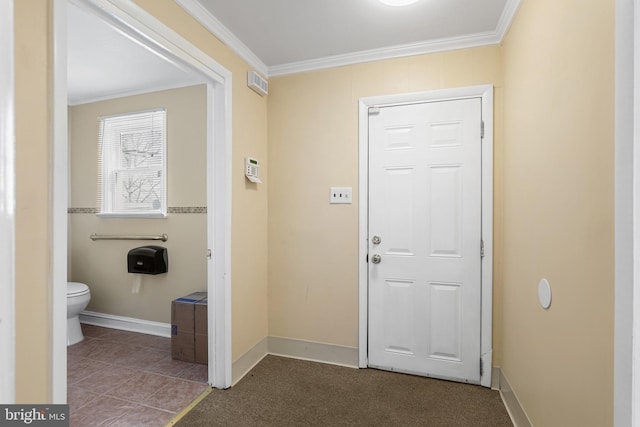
xmin=98 ymin=109 xmax=167 ymax=217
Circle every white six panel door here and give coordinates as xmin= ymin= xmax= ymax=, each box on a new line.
xmin=368 ymin=98 xmax=482 ymax=383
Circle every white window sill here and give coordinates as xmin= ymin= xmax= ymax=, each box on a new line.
xmin=96 ymin=212 xmax=167 ymax=219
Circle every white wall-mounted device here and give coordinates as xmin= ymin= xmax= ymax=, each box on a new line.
xmin=538 ymin=278 xmax=552 ymax=309
xmin=245 ymin=157 xmax=262 ymax=183
xmin=330 ymin=187 xmax=353 ymax=204
xmin=247 ymin=71 xmax=268 ymax=96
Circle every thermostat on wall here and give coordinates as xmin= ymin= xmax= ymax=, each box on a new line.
xmin=245 ymin=157 xmax=262 ymax=183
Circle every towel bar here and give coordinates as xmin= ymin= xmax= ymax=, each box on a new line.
xmin=90 ymin=233 xmax=168 ymax=242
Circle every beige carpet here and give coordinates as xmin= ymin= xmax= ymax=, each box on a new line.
xmin=176 ymin=355 xmax=513 ymax=426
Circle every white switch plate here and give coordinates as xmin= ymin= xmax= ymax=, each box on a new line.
xmin=330 ymin=187 xmax=352 ymax=204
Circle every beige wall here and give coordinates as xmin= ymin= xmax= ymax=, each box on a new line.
xmin=14 ymin=0 xmax=52 ymax=403
xmin=68 ymin=85 xmax=208 ymax=323
xmin=268 ymin=47 xmax=505 ymax=358
xmin=501 ymin=0 xmax=614 ymax=425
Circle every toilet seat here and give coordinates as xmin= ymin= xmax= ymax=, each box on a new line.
xmin=67 ymin=281 xmax=90 ymax=297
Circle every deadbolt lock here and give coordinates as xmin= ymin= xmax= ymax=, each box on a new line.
xmin=372 ymin=235 xmax=381 ymax=245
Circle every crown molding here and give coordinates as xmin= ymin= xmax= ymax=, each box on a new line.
xmin=269 ymin=0 xmax=522 ymax=77
xmin=68 ymin=80 xmax=204 ymax=106
xmin=268 ymin=31 xmax=501 ymax=77
xmin=495 ymin=0 xmax=522 ymax=41
xmin=175 ymin=0 xmax=269 ymax=77
xmin=178 ymin=0 xmax=521 ymax=78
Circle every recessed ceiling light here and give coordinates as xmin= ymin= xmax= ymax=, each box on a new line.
xmin=379 ymin=0 xmax=420 ymax=6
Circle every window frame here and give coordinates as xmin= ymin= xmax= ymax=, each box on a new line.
xmin=97 ymin=108 xmax=167 ymax=218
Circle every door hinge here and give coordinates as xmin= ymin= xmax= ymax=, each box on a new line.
xmin=369 ymin=107 xmax=381 ymax=116
xmin=480 ymin=240 xmax=485 ymax=258
xmin=480 ymin=358 xmax=484 ymax=377
xmin=481 ymin=120 xmax=485 ymax=139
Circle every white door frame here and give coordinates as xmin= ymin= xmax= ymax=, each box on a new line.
xmin=52 ymin=0 xmax=69 ymax=402
xmin=0 ymin=0 xmax=16 ymax=404
xmin=614 ymin=0 xmax=640 ymax=425
xmin=358 ymin=85 xmax=494 ymax=387
xmin=52 ymin=0 xmax=233 ymax=401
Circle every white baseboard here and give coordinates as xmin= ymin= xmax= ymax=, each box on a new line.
xmin=492 ymin=366 xmax=500 ymax=390
xmin=231 ymin=337 xmax=268 ymax=385
xmin=497 ymin=368 xmax=533 ymax=427
xmin=268 ymin=336 xmax=359 ymax=368
xmin=231 ymin=336 xmax=359 ymax=386
xmin=79 ymin=310 xmax=171 ymax=338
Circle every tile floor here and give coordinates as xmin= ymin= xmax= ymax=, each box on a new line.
xmin=67 ymin=324 xmax=209 ymax=427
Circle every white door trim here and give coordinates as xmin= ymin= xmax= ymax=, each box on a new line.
xmin=358 ymin=85 xmax=494 ymax=387
xmin=52 ymin=0 xmax=233 ymax=401
xmin=0 ymin=0 xmax=16 ymax=404
xmin=52 ymin=0 xmax=69 ymax=403
xmin=614 ymin=0 xmax=639 ymax=425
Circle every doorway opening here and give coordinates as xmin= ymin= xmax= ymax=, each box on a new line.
xmin=52 ymin=0 xmax=232 ymax=402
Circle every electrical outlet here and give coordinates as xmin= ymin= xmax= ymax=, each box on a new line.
xmin=330 ymin=187 xmax=352 ymax=204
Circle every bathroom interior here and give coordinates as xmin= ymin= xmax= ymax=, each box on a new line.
xmin=65 ymin=2 xmax=212 ymax=420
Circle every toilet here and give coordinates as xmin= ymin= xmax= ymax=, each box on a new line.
xmin=67 ymin=282 xmax=91 ymax=346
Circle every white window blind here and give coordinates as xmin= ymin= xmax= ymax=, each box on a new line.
xmin=98 ymin=109 xmax=166 ymax=217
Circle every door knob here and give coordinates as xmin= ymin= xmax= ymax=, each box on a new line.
xmin=371 ymin=254 xmax=382 ymax=264
xmin=372 ymin=235 xmax=381 ymax=245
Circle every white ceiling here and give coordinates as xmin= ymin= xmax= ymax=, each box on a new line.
xmin=67 ymin=0 xmax=519 ymax=104
xmin=67 ymin=3 xmax=204 ymax=105
xmin=193 ymin=0 xmax=511 ymax=67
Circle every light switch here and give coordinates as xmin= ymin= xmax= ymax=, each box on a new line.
xmin=330 ymin=187 xmax=352 ymax=204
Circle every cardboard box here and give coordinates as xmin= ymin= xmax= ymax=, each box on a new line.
xmin=171 ymin=292 xmax=207 ymax=364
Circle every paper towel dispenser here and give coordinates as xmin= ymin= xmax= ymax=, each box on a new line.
xmin=127 ymin=245 xmax=168 ymax=275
